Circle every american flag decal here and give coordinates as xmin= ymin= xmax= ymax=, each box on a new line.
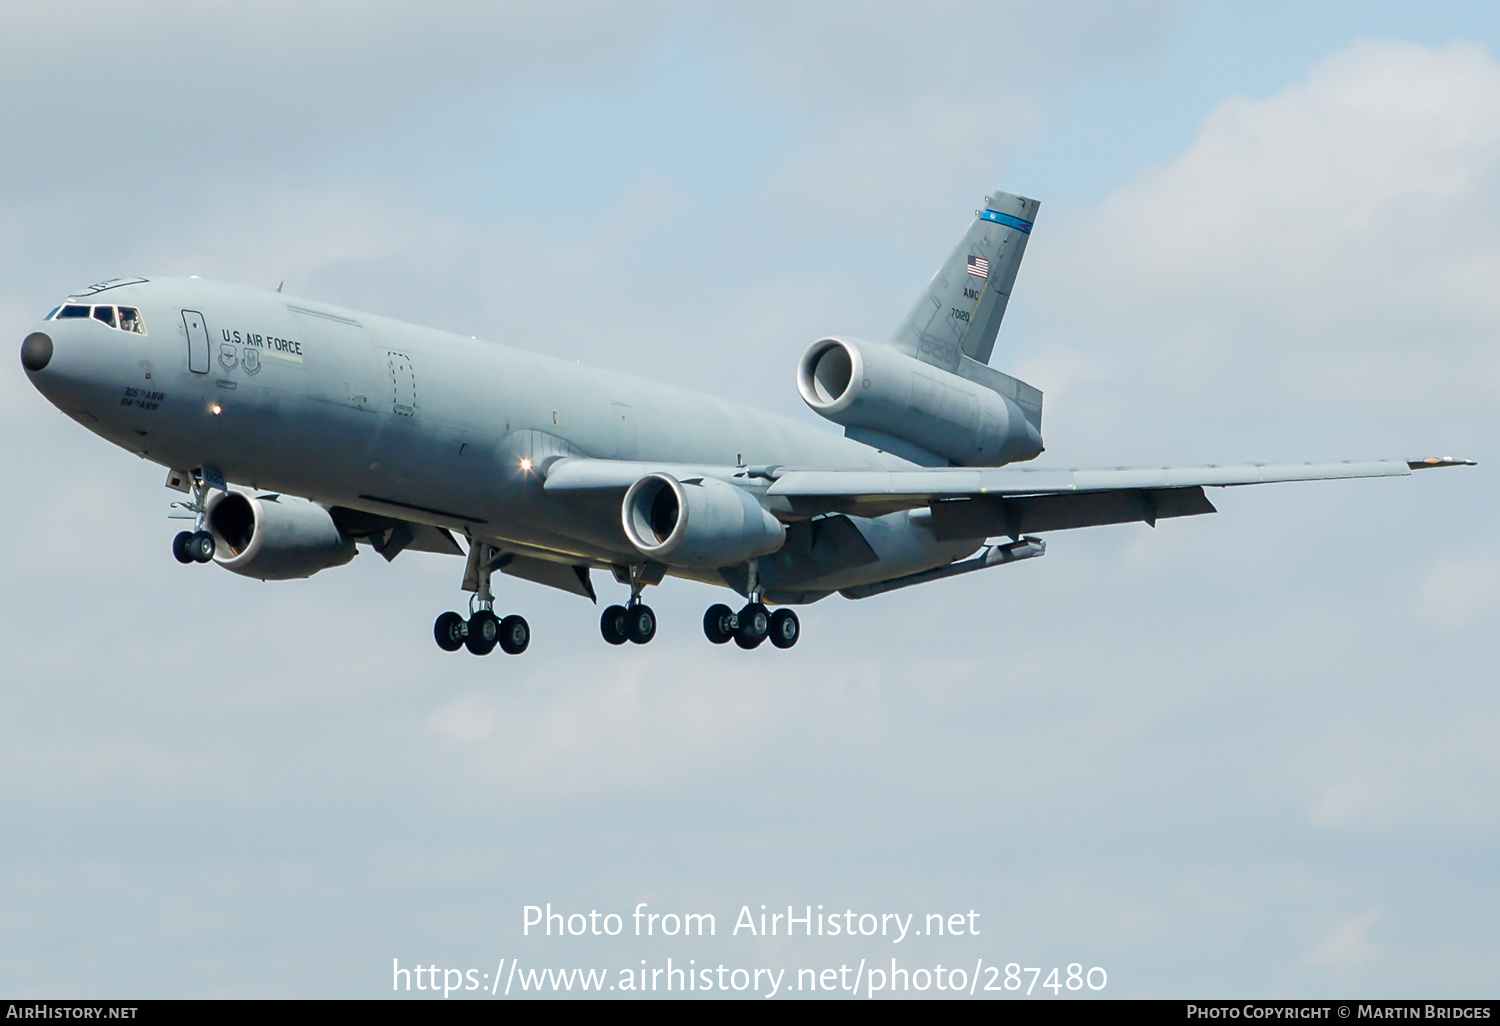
xmin=966 ymin=255 xmax=989 ymax=279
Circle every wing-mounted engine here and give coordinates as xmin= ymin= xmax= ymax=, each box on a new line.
xmin=797 ymin=336 xmax=1043 ymax=467
xmin=621 ymin=473 xmax=785 ymax=569
xmin=205 ymin=491 xmax=356 ymax=580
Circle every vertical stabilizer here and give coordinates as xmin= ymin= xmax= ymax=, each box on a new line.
xmin=887 ymin=190 xmax=1038 ymax=371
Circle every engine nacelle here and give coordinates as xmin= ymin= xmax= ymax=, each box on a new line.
xmin=797 ymin=336 xmax=1042 ymax=466
xmin=621 ymin=473 xmax=785 ymax=569
xmin=205 ymin=491 xmax=356 ymax=581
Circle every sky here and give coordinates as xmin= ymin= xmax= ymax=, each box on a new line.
xmin=1 ymin=0 xmax=1497 ymax=1000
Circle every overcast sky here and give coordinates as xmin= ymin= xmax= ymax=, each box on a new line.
xmin=2 ymin=0 xmax=1496 ymax=999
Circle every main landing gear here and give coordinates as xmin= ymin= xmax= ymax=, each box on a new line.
xmin=702 ymin=558 xmax=798 ymax=650
xmin=434 ymin=542 xmax=530 ymax=656
xmin=433 ymin=608 xmax=530 ymax=656
xmin=702 ymin=603 xmax=798 ymax=649
xmin=169 ymin=471 xmax=216 ymax=564
xmin=600 ymin=564 xmax=657 ymax=646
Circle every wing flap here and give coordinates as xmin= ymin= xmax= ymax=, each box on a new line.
xmin=328 ymin=506 xmax=464 ymax=558
xmin=928 ymin=487 xmax=1217 ymax=541
xmin=499 ymin=554 xmax=597 ymax=602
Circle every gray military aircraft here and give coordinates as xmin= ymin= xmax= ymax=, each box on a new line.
xmin=19 ymin=190 xmax=1472 ymax=655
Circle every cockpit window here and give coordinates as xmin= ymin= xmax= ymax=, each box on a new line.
xmin=44 ymin=306 xmax=60 ymax=320
xmin=48 ymin=303 xmax=147 ymax=334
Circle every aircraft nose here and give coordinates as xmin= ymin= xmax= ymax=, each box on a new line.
xmin=21 ymin=331 xmax=53 ymax=372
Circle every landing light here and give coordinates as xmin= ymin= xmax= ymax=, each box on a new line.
xmin=519 ymin=458 xmax=533 ymax=472
xmin=210 ymin=404 xmax=222 ymax=415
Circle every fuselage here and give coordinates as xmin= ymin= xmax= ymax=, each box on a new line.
xmin=23 ymin=277 xmax=979 ymax=597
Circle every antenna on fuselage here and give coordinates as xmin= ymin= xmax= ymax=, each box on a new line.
xmin=276 ymin=281 xmax=284 ymax=293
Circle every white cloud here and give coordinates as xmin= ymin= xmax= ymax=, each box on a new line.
xmin=1309 ymin=757 xmax=1402 ymax=830
xmin=1305 ymin=909 xmax=1380 ymax=970
xmin=1414 ymin=552 xmax=1500 ymax=627
xmin=1037 ymin=39 xmax=1500 ymax=421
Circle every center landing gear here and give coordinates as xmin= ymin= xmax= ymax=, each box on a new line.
xmin=169 ymin=471 xmax=216 ymax=564
xmin=601 ymin=564 xmax=657 ymax=645
xmin=433 ymin=543 xmax=530 ymax=656
xmin=702 ymin=560 xmax=799 ymax=650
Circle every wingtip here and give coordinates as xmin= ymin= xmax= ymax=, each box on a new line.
xmin=1408 ymin=456 xmax=1478 ymax=469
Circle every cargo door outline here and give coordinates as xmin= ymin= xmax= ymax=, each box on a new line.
xmin=388 ymin=351 xmax=417 ymax=417
xmin=183 ymin=310 xmax=209 ymax=374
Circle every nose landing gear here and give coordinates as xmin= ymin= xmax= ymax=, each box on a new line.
xmin=433 ymin=542 xmax=530 ymax=656
xmin=172 ymin=529 xmax=215 ymax=564
xmin=169 ymin=471 xmax=217 ymax=564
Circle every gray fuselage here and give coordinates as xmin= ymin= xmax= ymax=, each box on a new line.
xmin=24 ymin=277 xmax=980 ymax=599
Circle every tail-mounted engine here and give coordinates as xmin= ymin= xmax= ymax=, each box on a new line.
xmin=621 ymin=473 xmax=785 ymax=569
xmin=205 ymin=491 xmax=356 ymax=580
xmin=797 ymin=336 xmax=1042 ymax=467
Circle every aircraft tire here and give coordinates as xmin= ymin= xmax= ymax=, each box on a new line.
xmin=465 ymin=610 xmax=499 ymax=655
xmin=433 ymin=611 xmax=466 ymax=652
xmin=769 ymin=608 xmax=799 ymax=649
xmin=189 ymin=530 xmax=216 ymax=563
xmin=703 ymin=603 xmax=734 ymax=644
xmin=172 ymin=531 xmax=195 ymax=564
xmin=498 ymin=614 xmax=530 ymax=655
xmin=734 ymin=603 xmax=769 ymax=649
xmin=626 ymin=605 xmax=656 ymax=645
xmin=600 ymin=605 xmax=629 ymax=645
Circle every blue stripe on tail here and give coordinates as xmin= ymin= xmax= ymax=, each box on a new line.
xmin=981 ymin=209 xmax=1032 ymax=233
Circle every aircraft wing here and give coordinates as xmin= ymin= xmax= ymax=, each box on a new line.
xmin=765 ymin=457 xmax=1474 ymax=538
xmin=543 ymin=455 xmax=1472 ymax=541
xmin=542 ymin=459 xmax=755 ymax=492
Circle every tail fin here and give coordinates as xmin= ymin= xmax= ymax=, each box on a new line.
xmin=887 ymin=190 xmax=1038 ymax=369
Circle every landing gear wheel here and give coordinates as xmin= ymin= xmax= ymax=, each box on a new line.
xmin=626 ymin=604 xmax=656 ymax=645
xmin=498 ymin=614 xmax=530 ymax=655
xmin=172 ymin=531 xmax=194 ymax=564
xmin=734 ymin=602 xmax=770 ymax=649
xmin=703 ymin=603 xmax=734 ymax=645
xmin=465 ymin=610 xmax=499 ymax=655
xmin=769 ymin=608 xmax=800 ymax=649
xmin=189 ymin=530 xmax=215 ymax=563
xmin=600 ymin=605 xmax=629 ymax=646
xmin=434 ymin=611 xmax=466 ymax=652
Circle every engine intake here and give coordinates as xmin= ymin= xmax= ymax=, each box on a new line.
xmin=621 ymin=473 xmax=785 ymax=569
xmin=797 ymin=336 xmax=1042 ymax=466
xmin=206 ymin=491 xmax=356 ymax=580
